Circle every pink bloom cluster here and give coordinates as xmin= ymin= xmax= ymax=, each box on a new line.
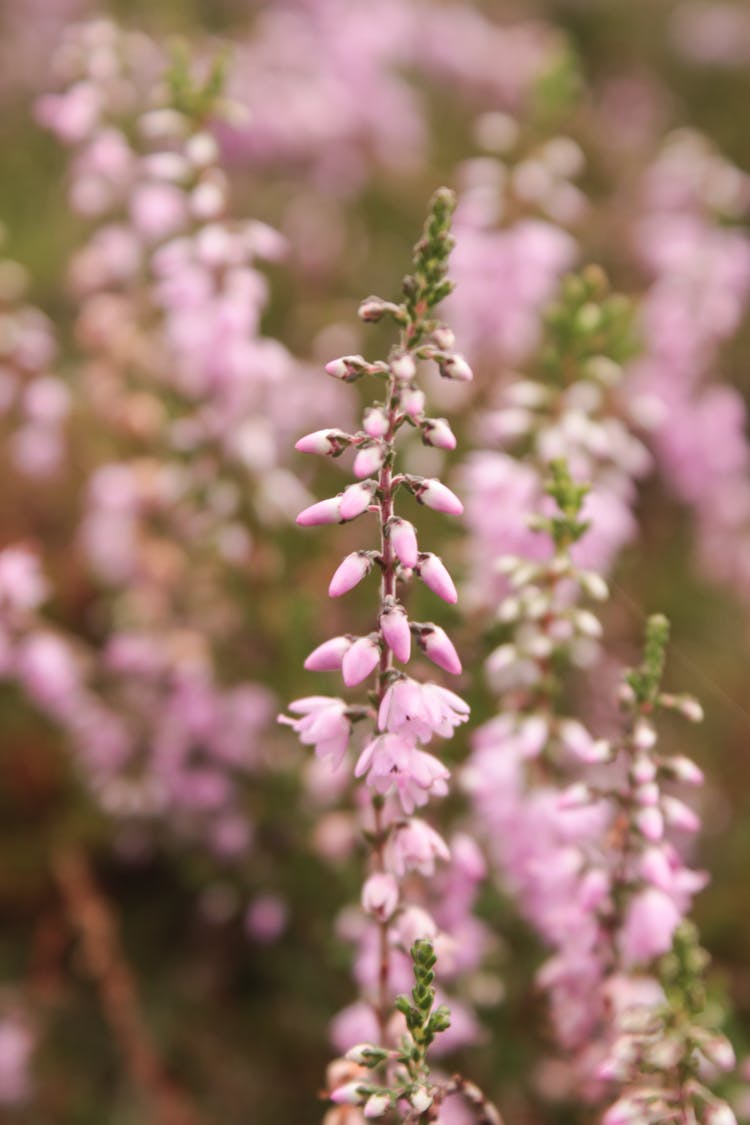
xmin=627 ymin=131 xmax=750 ymax=607
xmin=280 ymin=191 xmax=493 ymax=1117
xmin=0 ymin=251 xmax=69 ymax=478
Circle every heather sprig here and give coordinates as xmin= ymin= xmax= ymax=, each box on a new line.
xmin=283 ymin=190 xmax=499 ymax=1122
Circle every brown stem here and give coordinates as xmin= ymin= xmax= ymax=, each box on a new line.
xmin=53 ymin=846 xmax=203 ymax=1125
xmin=371 ymin=372 xmax=399 ymax=1044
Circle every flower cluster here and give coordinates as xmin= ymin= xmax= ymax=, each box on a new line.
xmin=281 ymin=190 xmax=498 ymax=1121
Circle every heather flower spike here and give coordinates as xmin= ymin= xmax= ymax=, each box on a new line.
xmin=467 ymin=452 xmax=734 ymax=1121
xmin=282 ymin=189 xmax=498 ymax=1121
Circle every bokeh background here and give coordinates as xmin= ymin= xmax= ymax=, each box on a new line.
xmin=1 ymin=0 xmax=750 ymax=1121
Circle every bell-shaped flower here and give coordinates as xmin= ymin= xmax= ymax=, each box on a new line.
xmin=279 ymin=697 xmax=350 ymax=769
xmin=378 ymin=678 xmax=469 ymax=742
xmin=418 ymin=625 xmax=462 ymax=675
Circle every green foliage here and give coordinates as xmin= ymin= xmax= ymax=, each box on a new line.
xmin=627 ymin=613 xmax=671 ymax=708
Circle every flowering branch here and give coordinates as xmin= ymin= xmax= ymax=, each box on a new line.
xmin=282 ymin=189 xmax=498 ymax=1122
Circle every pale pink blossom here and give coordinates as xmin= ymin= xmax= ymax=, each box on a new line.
xmin=279 ymin=697 xmax=350 ymax=769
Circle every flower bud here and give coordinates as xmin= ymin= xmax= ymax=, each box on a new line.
xmin=295 ymin=428 xmax=350 ymax=456
xmin=340 ymin=480 xmax=377 ymax=521
xmin=305 ymin=636 xmax=352 ymax=671
xmin=342 ymin=636 xmax=381 ymax=686
xmin=363 ymin=407 xmax=389 ymax=438
xmin=391 ymin=353 xmax=416 ymax=380
xmin=297 ymin=497 xmax=342 ymax=526
xmin=389 ymin=518 xmax=418 ymax=569
xmin=364 ymin=1093 xmax=390 ymax=1118
xmin=421 ymin=417 xmax=456 ymax=450
xmin=330 ymin=1081 xmax=366 ymax=1105
xmin=358 ymin=296 xmax=388 ymax=322
xmin=417 ymin=553 xmax=457 ymax=604
xmin=439 ymin=354 xmax=473 ymax=382
xmin=431 ymin=326 xmax=455 ymax=350
xmin=400 ymin=387 xmax=425 ymax=418
xmin=353 ymin=444 xmax=385 ymax=479
xmin=662 ymin=755 xmax=704 ymax=786
xmin=329 ymin=552 xmax=373 ymax=598
xmin=325 ymin=355 xmax=368 ymax=381
xmin=412 ymin=478 xmax=464 ymax=515
xmin=380 ymin=605 xmax=411 ymax=663
xmin=419 ymin=625 xmax=462 ymax=675
xmin=411 ymin=1088 xmax=433 ymax=1112
xmin=362 ymin=872 xmax=399 ymax=920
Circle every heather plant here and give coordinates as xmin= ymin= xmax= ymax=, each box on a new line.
xmin=281 ymin=189 xmax=500 ymax=1122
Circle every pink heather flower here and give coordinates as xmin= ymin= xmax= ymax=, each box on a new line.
xmin=0 ymin=547 xmax=48 ymax=611
xmin=705 ymin=1108 xmax=738 ymax=1125
xmin=304 ymin=636 xmax=352 ymax=672
xmin=417 ymin=553 xmax=458 ymax=603
xmin=391 ymin=353 xmax=416 ymax=380
xmin=340 ymin=481 xmax=378 ymax=521
xmin=440 ymin=354 xmax=473 ymax=382
xmin=661 ymin=795 xmax=701 ymax=833
xmin=330 ymin=1081 xmax=366 ymax=1106
xmin=636 ymin=805 xmax=665 ymax=841
xmin=245 ymin=894 xmax=288 ymax=943
xmin=401 ymin=387 xmax=425 ymax=418
xmin=130 ymin=182 xmax=187 ymax=241
xmin=603 ymin=1097 xmax=643 ymax=1125
xmin=297 ymin=496 xmax=342 ymax=526
xmin=329 ymin=553 xmax=373 ymax=598
xmin=325 ymin=355 xmax=367 ymax=380
xmin=389 ymin=518 xmax=418 ymax=569
xmin=558 ymin=719 xmax=611 ymax=763
xmin=420 ymin=625 xmax=462 ymax=675
xmin=364 ymin=1093 xmax=390 ymax=1118
xmin=361 ymin=872 xmax=399 ymax=920
xmin=620 ymin=887 xmax=683 ymax=967
xmin=394 ymin=905 xmax=438 ymax=948
xmin=295 ymin=428 xmax=349 ymax=455
xmin=386 ymin=819 xmax=451 ymax=878
xmin=416 ymin=478 xmax=464 ymax=515
xmin=380 ymin=605 xmax=411 ymax=663
xmin=279 ymin=697 xmax=350 ymax=769
xmin=353 ymin=444 xmax=385 ymax=479
xmin=362 ymin=407 xmax=389 ymax=438
xmin=354 ymin=734 xmax=449 ymax=814
xmin=422 ymin=418 xmax=457 ymax=450
xmin=342 ymin=636 xmax=381 ymax=686
xmin=378 ymin=679 xmax=469 ymax=742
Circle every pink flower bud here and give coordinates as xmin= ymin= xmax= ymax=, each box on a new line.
xmin=414 ymin=478 xmax=463 ymax=515
xmin=400 ymin=387 xmax=425 ymax=418
xmin=440 ymin=354 xmax=473 ymax=382
xmin=330 ymin=1081 xmax=366 ymax=1105
xmin=432 ymin=326 xmax=455 ymax=349
xmin=342 ymin=636 xmax=381 ymax=686
xmin=353 ymin=444 xmax=385 ymax=479
xmin=295 ymin=428 xmax=350 ymax=455
xmin=364 ymin=1093 xmax=390 ymax=1118
xmin=362 ymin=872 xmax=399 ymax=920
xmin=391 ymin=353 xmax=416 ymax=380
xmin=380 ymin=605 xmax=411 ymax=663
xmin=421 ymin=418 xmax=456 ymax=450
xmin=339 ymin=481 xmax=377 ymax=521
xmin=636 ymin=805 xmax=664 ymax=841
xmin=411 ymin=1088 xmax=433 ymax=1112
xmin=661 ymin=795 xmax=700 ymax=833
xmin=296 ymin=496 xmax=341 ymax=526
xmin=325 ymin=355 xmax=368 ymax=380
xmin=417 ymin=554 xmax=457 ymax=603
xmin=705 ymin=1105 xmax=738 ymax=1125
xmin=358 ymin=297 xmax=388 ymax=322
xmin=363 ymin=407 xmax=389 ymax=437
xmin=389 ymin=519 xmax=418 ymax=569
xmin=419 ymin=626 xmax=461 ymax=675
xmin=663 ymin=755 xmax=704 ymax=785
xmin=329 ymin=552 xmax=373 ymax=597
xmin=304 ymin=636 xmax=352 ymax=671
